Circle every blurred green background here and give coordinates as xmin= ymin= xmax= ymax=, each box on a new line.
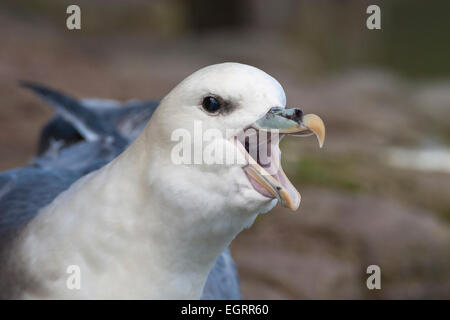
xmin=0 ymin=0 xmax=449 ymax=298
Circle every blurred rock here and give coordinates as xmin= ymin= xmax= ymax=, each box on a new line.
xmin=232 ymin=188 xmax=450 ymax=299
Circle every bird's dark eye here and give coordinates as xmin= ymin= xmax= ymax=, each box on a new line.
xmin=202 ymin=96 xmax=222 ymax=113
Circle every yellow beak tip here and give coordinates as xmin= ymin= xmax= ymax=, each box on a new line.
xmin=302 ymin=113 xmax=325 ymax=149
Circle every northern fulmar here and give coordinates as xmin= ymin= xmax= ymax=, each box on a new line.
xmin=0 ymin=63 xmax=325 ymax=299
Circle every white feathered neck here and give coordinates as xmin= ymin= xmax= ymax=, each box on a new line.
xmin=9 ymin=112 xmax=262 ymax=299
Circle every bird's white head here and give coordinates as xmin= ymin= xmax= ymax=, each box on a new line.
xmin=9 ymin=63 xmax=325 ymax=299
xmin=141 ymin=62 xmax=325 ymax=237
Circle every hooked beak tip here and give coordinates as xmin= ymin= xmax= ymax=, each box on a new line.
xmin=302 ymin=113 xmax=326 ymax=148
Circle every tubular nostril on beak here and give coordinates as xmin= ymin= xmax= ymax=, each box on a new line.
xmin=292 ymin=109 xmax=303 ymax=123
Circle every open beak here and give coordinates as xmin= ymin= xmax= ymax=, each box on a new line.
xmin=238 ymin=107 xmax=325 ymax=211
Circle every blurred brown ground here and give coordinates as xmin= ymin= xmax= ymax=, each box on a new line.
xmin=0 ymin=0 xmax=449 ymax=298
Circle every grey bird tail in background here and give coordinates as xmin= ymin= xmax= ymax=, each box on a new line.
xmin=20 ymin=81 xmax=128 ymax=150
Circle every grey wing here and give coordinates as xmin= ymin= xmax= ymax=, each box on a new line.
xmin=0 ymin=83 xmax=137 ymax=235
xmin=201 ymin=248 xmax=242 ymax=300
xmin=0 ymin=167 xmax=82 ymax=235
xmin=88 ymin=99 xmax=159 ymax=141
xmin=1 ymin=83 xmax=156 ymax=235
xmin=0 ymin=84 xmax=131 ymax=241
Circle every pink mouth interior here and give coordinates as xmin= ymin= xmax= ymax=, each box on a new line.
xmin=238 ymin=130 xmax=285 ymax=199
xmin=244 ymin=170 xmax=275 ymax=198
